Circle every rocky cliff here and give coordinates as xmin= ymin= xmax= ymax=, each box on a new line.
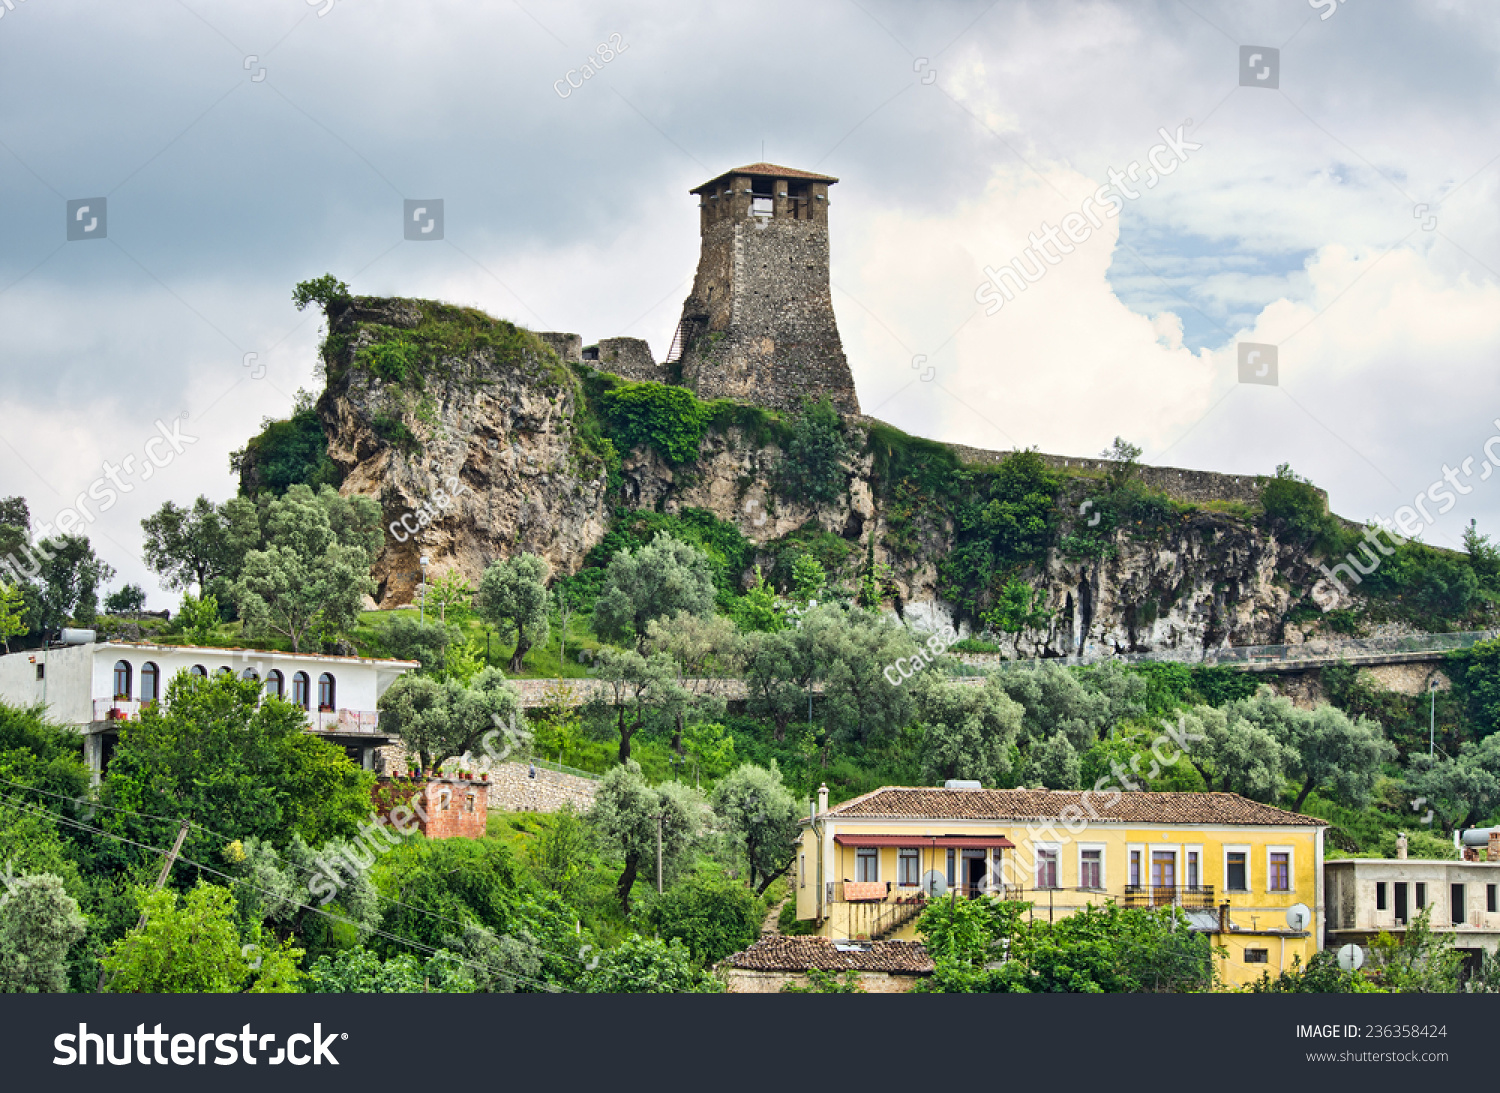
xmin=276 ymin=295 xmax=1342 ymax=654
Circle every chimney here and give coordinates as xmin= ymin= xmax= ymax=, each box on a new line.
xmin=1395 ymin=832 xmax=1408 ymax=860
xmin=1218 ymin=902 xmax=1229 ymax=934
xmin=817 ymin=783 xmax=829 ymax=816
xmin=1488 ymin=831 xmax=1500 ymax=862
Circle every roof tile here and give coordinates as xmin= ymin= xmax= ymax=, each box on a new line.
xmin=721 ymin=937 xmax=933 ymax=974
xmin=819 ymin=787 xmax=1326 ymax=827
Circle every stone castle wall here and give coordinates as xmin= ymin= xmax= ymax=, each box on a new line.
xmin=483 ymin=761 xmax=598 ymax=813
xmin=591 ymin=337 xmax=667 ymax=384
xmin=679 ymin=215 xmax=859 ymax=415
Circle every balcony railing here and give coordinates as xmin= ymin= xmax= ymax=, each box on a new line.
xmin=94 ymin=698 xmax=145 ymax=722
xmin=308 ymin=709 xmax=381 ymax=734
xmin=1122 ymin=885 xmax=1216 ymax=909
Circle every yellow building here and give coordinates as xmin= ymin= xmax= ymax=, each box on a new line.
xmin=792 ymin=784 xmax=1327 ymax=988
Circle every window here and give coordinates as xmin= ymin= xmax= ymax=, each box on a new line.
xmin=1489 ymin=884 xmax=1496 ymax=914
xmin=1376 ymin=882 xmax=1387 ymax=911
xmin=465 ymin=793 xmax=476 ymax=813
xmin=112 ymin=660 xmax=132 ymax=700
xmin=34 ymin=663 xmax=43 ymax=681
xmin=1244 ymin=949 xmax=1269 ymax=964
xmin=1037 ymin=848 xmax=1059 ymax=889
xmin=855 ymin=847 xmax=878 ymax=883
xmin=800 ymin=854 xmax=806 ymax=889
xmin=292 ymin=672 xmax=311 ymax=710
xmin=1129 ymin=849 xmax=1142 ymax=887
xmin=1395 ymin=882 xmax=1409 ymax=923
xmin=1151 ymin=851 xmax=1176 ymax=888
xmin=1186 ymin=850 xmax=1200 ymax=889
xmin=265 ymin=670 xmax=284 ymax=699
xmin=1080 ymin=849 xmax=1102 ymax=889
xmin=946 ymin=848 xmax=955 ymax=888
xmin=898 ymin=848 xmax=920 ymax=887
xmin=241 ymin=668 xmax=259 ymax=682
xmin=190 ymin=665 xmax=207 ymax=678
xmin=140 ymin=662 xmax=159 ymax=703
xmin=1416 ymin=883 xmax=1427 ymax=910
xmin=1226 ymin=851 xmax=1248 ymax=891
xmin=1269 ymin=852 xmax=1291 ymax=892
xmin=318 ymin=673 xmax=336 ymax=710
xmin=216 ymin=666 xmax=232 ymax=678
xmin=1452 ymin=884 xmax=1466 ymax=925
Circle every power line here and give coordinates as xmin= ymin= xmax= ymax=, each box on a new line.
xmin=0 ymin=789 xmax=574 ymax=993
xmin=0 ymin=773 xmax=596 ymax=971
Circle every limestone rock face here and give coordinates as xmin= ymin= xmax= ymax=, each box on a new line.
xmin=315 ymin=297 xmax=1326 ymax=655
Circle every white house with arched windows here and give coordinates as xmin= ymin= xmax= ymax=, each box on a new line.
xmin=0 ymin=640 xmax=418 ymax=778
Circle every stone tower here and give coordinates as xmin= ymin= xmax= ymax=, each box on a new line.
xmin=667 ymin=163 xmax=860 ymax=415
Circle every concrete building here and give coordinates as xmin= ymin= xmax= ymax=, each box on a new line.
xmin=0 ymin=639 xmax=417 ymax=775
xmin=1324 ymin=855 xmax=1500 ymax=970
xmin=794 ymin=784 xmax=1327 ymax=988
xmin=670 ymin=163 xmax=860 ymax=416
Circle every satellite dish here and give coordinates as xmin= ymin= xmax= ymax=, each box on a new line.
xmin=1336 ymin=943 xmax=1365 ymax=971
xmin=1286 ymin=903 xmax=1312 ymax=931
xmin=921 ymin=870 xmax=947 ymax=897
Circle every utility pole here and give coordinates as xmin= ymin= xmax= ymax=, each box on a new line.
xmin=98 ymin=818 xmax=190 ymax=992
xmin=656 ymin=810 xmax=664 ymax=894
xmin=1431 ymin=678 xmax=1440 ymax=756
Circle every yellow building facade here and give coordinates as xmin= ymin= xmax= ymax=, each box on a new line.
xmin=792 ymin=785 xmax=1326 ymax=989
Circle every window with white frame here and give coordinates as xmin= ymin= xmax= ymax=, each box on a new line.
xmin=855 ymin=847 xmax=878 ymax=882
xmin=1079 ymin=847 xmax=1103 ymax=889
xmin=898 ymin=848 xmax=920 ymax=887
xmin=1267 ymin=847 xmax=1292 ymax=892
xmin=1128 ymin=847 xmax=1143 ymax=888
xmin=1036 ymin=847 xmax=1059 ymax=889
xmin=1224 ymin=846 xmax=1250 ymax=892
xmin=799 ymin=854 xmax=806 ymax=888
xmin=1185 ymin=847 xmax=1202 ymax=889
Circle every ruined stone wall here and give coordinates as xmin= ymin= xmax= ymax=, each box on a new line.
xmin=592 ymin=337 xmax=667 ymax=384
xmin=536 ymin=332 xmax=582 ymax=364
xmin=483 ymin=761 xmax=597 ymax=813
xmin=679 ymin=216 xmax=859 ymax=415
xmin=719 ymin=969 xmax=925 ymax=994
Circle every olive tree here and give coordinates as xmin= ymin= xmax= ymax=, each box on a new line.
xmin=476 ymin=553 xmax=550 ymax=672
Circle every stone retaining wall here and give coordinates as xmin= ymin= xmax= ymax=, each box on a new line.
xmin=484 ymin=761 xmax=598 ymax=813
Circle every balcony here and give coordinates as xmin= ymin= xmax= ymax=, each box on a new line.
xmin=1122 ymin=885 xmax=1216 ymax=909
xmin=94 ymin=698 xmax=144 ymax=722
xmin=308 ymin=709 xmax=381 ymax=735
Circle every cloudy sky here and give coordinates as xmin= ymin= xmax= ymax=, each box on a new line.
xmin=3 ymin=0 xmax=1500 ymax=605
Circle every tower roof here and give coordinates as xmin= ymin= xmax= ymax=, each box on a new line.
xmin=690 ymin=163 xmax=839 ymax=195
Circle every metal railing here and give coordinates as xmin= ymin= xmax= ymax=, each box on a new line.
xmin=308 ymin=709 xmax=381 ymax=734
xmin=1122 ymin=885 xmax=1216 ymax=909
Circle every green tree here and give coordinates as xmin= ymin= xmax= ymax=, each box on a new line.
xmin=378 ymin=667 xmax=523 ymax=772
xmin=0 ymin=582 xmax=25 ymax=652
xmin=1099 ymin=436 xmax=1143 ymax=490
xmin=790 ymin=553 xmax=827 ymax=604
xmin=231 ymin=484 xmax=379 ymax=651
xmin=1250 ymin=950 xmax=1383 ymax=993
xmin=292 ymin=273 xmax=351 ymax=314
xmin=381 ymin=614 xmax=461 ymax=676
xmin=1180 ymin=703 xmax=1289 ymax=801
xmin=425 ymin=568 xmax=474 ymax=625
xmin=729 ymin=566 xmax=785 ymax=632
xmin=1032 ymin=730 xmax=1082 ymax=789
xmin=102 ymin=884 xmax=303 ymax=993
xmin=177 ymin=590 xmax=220 ymax=644
xmin=776 ymin=396 xmax=849 ymax=505
xmin=1404 ymin=737 xmax=1500 ymax=830
xmin=644 ymin=872 xmax=762 ymax=965
xmin=592 ymin=533 xmax=715 ymax=649
xmin=0 ymin=873 xmax=87 ymax=993
xmin=579 ymin=935 xmax=723 ymax=993
xmin=1368 ymin=906 xmax=1463 ymax=993
xmin=1265 ymin=698 xmax=1395 ymax=812
xmin=141 ymin=496 xmax=234 ymax=593
xmin=589 ymin=761 xmax=703 ymax=914
xmin=589 ymin=647 xmax=687 ymax=765
xmin=916 ymin=675 xmax=1024 ymax=786
xmin=524 ymin=804 xmax=594 ymax=907
xmin=712 ymin=763 xmax=801 ymax=894
xmin=32 ymin=535 xmax=114 ymax=631
xmin=643 ymin=610 xmax=740 ymax=756
xmin=102 ymin=672 xmax=374 ymax=857
xmin=306 ymin=947 xmax=475 ymax=993
xmin=102 ymin=583 xmax=146 ymax=615
xmin=476 ymin=553 xmax=551 ymax=672
xmin=981 ymin=578 xmax=1053 ymax=651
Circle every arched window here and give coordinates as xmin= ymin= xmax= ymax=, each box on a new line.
xmin=264 ymin=669 xmax=284 ymax=699
xmin=189 ymin=664 xmax=208 ymax=678
xmin=140 ymin=662 xmax=159 ymax=703
xmin=292 ymin=672 xmax=311 ymax=710
xmin=241 ymin=667 xmax=259 ymax=682
xmin=318 ymin=673 xmax=336 ymax=711
xmin=216 ymin=666 xmax=232 ymax=679
xmin=112 ymin=661 xmax=132 ymax=700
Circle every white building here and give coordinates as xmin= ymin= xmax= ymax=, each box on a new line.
xmin=0 ymin=640 xmax=418 ymax=775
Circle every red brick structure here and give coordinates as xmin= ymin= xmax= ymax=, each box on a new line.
xmin=372 ymin=776 xmax=489 ymax=840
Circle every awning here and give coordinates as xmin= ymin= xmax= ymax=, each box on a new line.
xmin=834 ymin=835 xmax=1015 ymax=849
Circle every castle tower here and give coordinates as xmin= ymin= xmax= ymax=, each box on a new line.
xmin=667 ymin=163 xmax=860 ymax=416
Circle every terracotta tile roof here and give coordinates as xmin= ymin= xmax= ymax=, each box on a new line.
xmin=819 ymin=787 xmax=1327 ymax=827
xmin=721 ymin=937 xmax=933 ymax=974
xmin=692 ymin=163 xmax=839 ymax=192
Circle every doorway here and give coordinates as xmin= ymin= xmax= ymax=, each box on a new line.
xmin=963 ymin=850 xmax=986 ymax=898
xmin=1394 ymin=882 xmax=1409 ymax=924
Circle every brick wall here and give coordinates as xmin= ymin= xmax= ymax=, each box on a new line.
xmin=371 ymin=776 xmax=489 ymax=839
